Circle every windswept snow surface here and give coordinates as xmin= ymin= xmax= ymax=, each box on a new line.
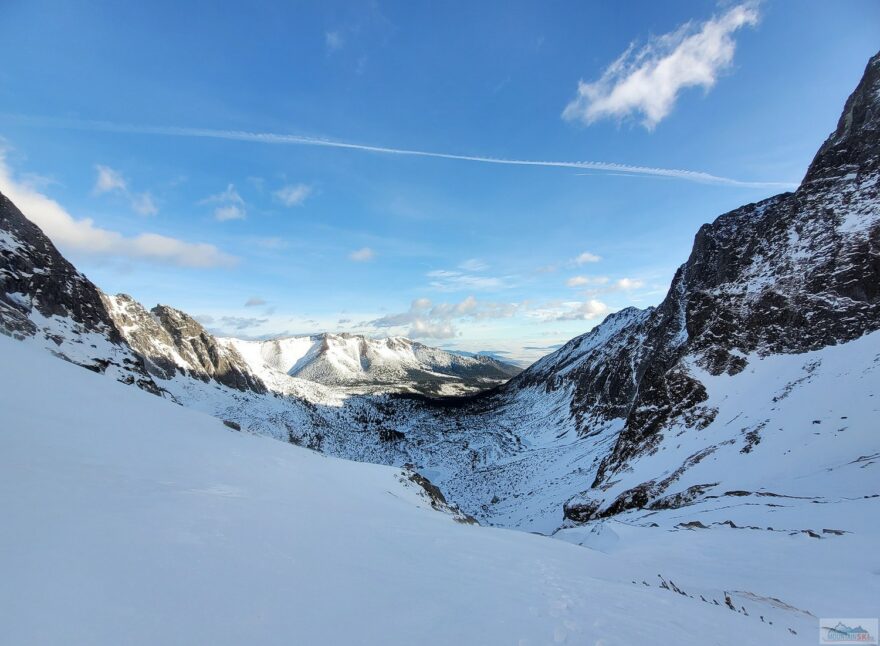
xmin=0 ymin=335 xmax=835 ymax=645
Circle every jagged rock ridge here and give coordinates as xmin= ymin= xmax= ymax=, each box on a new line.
xmin=0 ymin=192 xmax=160 ymax=394
xmin=102 ymin=293 xmax=267 ymax=393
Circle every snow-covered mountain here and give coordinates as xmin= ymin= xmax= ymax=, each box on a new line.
xmin=99 ymin=293 xmax=519 ymax=397
xmin=223 ymin=333 xmax=520 ymax=395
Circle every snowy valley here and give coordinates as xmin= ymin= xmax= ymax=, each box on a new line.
xmin=1 ymin=43 xmax=878 ymax=646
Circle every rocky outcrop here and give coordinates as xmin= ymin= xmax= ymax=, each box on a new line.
xmin=594 ymin=52 xmax=880 ymax=485
xmin=403 ymin=466 xmax=478 ymax=525
xmin=103 ymin=293 xmax=267 ymax=393
xmin=536 ymin=51 xmax=880 ymax=521
xmin=0 ymin=191 xmax=161 ymax=394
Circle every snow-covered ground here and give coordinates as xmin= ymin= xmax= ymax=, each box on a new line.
xmin=0 ymin=333 xmax=851 ymax=645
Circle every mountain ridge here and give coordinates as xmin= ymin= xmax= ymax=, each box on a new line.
xmin=100 ymin=292 xmax=521 ymax=397
xmin=223 ymin=331 xmax=521 ymax=395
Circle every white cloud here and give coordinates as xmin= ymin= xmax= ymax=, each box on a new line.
xmin=244 ymin=297 xmax=267 ymax=307
xmin=614 ymin=277 xmax=644 ymax=291
xmin=93 ymin=164 xmax=158 ymax=216
xmin=567 ymin=276 xmax=643 ymax=292
xmin=202 ymin=184 xmax=244 ymax=206
xmin=274 ymin=183 xmax=312 ymax=207
xmin=0 ymin=152 xmax=237 ymax=268
xmin=202 ymin=184 xmax=246 ymax=221
xmin=325 ymin=30 xmax=344 ymax=51
xmin=214 ymin=204 xmax=246 ymax=221
xmin=408 ymin=319 xmax=456 ymax=340
xmin=458 ymin=258 xmax=488 ymax=272
xmin=349 ymin=247 xmax=375 ymax=262
xmin=562 ymin=2 xmax=759 ymax=129
xmin=566 ymin=275 xmax=609 ymax=287
xmin=573 ymin=251 xmax=601 ymax=265
xmin=369 ymin=296 xmax=519 ymax=340
xmin=533 ymin=299 xmax=611 ymax=322
xmin=94 ymin=165 xmax=127 ymax=194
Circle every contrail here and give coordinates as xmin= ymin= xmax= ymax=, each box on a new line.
xmin=2 ymin=114 xmax=797 ymax=189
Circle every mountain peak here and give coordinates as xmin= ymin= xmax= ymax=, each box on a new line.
xmin=803 ymin=49 xmax=880 ymax=185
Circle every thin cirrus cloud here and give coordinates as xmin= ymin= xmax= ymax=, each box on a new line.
xmin=572 ymin=251 xmax=601 ymax=265
xmin=244 ymin=297 xmax=267 ymax=307
xmin=274 ymin=183 xmax=312 ymax=207
xmin=0 ymin=151 xmax=237 ymax=268
xmin=563 ymin=2 xmax=760 ymax=129
xmin=566 ymin=275 xmax=609 ymax=287
xmin=427 ymin=269 xmax=506 ymax=292
xmin=349 ymin=247 xmax=375 ymax=262
xmin=325 ymin=30 xmax=344 ymax=52
xmin=458 ymin=258 xmax=489 ymax=272
xmin=93 ymin=164 xmax=158 ymax=216
xmin=201 ymin=184 xmax=246 ymax=221
xmin=7 ymin=114 xmax=796 ymax=189
xmin=94 ymin=165 xmax=126 ymax=194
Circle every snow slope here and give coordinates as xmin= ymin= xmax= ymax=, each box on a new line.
xmin=0 ymin=334 xmax=823 ymax=646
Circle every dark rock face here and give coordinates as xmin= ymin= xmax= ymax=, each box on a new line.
xmin=0 ymin=193 xmax=109 ymax=339
xmin=404 ymin=467 xmax=479 ymax=525
xmin=510 ymin=51 xmax=880 ymax=521
xmin=150 ymin=304 xmax=267 ymax=393
xmin=103 ymin=293 xmax=267 ymax=394
xmin=0 ymin=191 xmax=161 ymax=394
xmin=594 ymin=52 xmax=880 ymax=486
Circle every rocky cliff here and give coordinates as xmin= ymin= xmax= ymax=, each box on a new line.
xmin=510 ymin=51 xmax=880 ymax=522
xmin=0 ymin=192 xmax=161 ymax=394
xmin=103 ymin=293 xmax=267 ymax=393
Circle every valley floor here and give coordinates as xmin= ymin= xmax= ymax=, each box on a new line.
xmin=2 ymin=335 xmax=876 ymax=645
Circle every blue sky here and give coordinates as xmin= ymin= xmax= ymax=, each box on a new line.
xmin=0 ymin=1 xmax=877 ymax=364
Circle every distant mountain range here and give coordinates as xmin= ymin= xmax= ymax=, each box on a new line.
xmin=222 ymin=333 xmax=521 ymax=395
xmin=101 ymin=291 xmax=519 ymax=397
